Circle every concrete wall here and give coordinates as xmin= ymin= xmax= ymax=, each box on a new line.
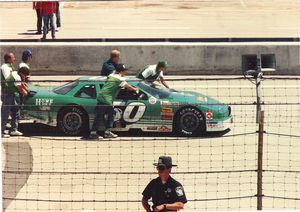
xmin=0 ymin=42 xmax=299 ymax=75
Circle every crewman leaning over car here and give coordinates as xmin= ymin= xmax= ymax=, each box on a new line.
xmin=136 ymin=60 xmax=170 ymax=88
xmin=1 ymin=53 xmax=29 ymax=138
xmin=89 ymin=64 xmax=139 ymax=139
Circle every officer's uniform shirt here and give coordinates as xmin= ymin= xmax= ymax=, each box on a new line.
xmin=142 ymin=176 xmax=187 ymax=211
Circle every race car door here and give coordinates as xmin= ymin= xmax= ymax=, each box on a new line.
xmin=113 ymin=88 xmax=163 ymax=132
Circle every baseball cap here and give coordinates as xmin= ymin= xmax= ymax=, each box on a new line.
xmin=157 ymin=60 xmax=168 ymax=68
xmin=153 ymin=156 xmax=177 ymax=169
xmin=115 ymin=64 xmax=128 ymax=72
xmin=22 ymin=49 xmax=32 ymax=59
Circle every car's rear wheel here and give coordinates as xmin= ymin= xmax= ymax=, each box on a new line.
xmin=57 ymin=106 xmax=89 ymax=136
xmin=174 ymin=107 xmax=206 ymax=136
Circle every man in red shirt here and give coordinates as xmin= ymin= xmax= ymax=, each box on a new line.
xmin=33 ymin=2 xmax=42 ymax=34
xmin=41 ymin=1 xmax=56 ymax=39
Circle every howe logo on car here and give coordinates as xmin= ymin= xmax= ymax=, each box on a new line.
xmin=35 ymin=98 xmax=54 ymax=106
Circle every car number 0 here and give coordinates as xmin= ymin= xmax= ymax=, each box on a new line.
xmin=123 ymin=102 xmax=146 ymax=123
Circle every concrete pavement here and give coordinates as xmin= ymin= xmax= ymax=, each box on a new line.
xmin=1 ymin=0 xmax=300 ymax=39
xmin=2 ymin=76 xmax=300 ymax=211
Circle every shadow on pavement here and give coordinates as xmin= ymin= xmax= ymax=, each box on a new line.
xmin=2 ymin=142 xmax=33 ymax=210
xmin=19 ymin=123 xmax=230 ymax=138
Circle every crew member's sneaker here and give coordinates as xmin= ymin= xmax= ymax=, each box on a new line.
xmin=88 ymin=132 xmax=103 ymax=140
xmin=5 ymin=123 xmax=11 ymax=129
xmin=10 ymin=130 xmax=23 ymax=136
xmin=2 ymin=134 xmax=10 ymax=138
xmin=104 ymin=131 xmax=118 ymax=138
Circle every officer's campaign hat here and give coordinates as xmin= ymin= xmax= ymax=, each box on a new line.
xmin=153 ymin=156 xmax=177 ymax=168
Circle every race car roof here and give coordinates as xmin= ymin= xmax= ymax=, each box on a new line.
xmin=77 ymin=76 xmax=140 ymax=82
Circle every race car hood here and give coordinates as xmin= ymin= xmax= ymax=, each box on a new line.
xmin=29 ymin=84 xmax=55 ymax=92
xmin=26 ymin=84 xmax=59 ymax=99
xmin=168 ymin=90 xmax=219 ymax=104
xmin=167 ymin=90 xmax=229 ymax=115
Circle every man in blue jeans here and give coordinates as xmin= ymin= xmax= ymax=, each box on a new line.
xmin=89 ymin=64 xmax=139 ymax=139
xmin=1 ymin=53 xmax=28 ymax=138
xmin=41 ymin=1 xmax=56 ymax=39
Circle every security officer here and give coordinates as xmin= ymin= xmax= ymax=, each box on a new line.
xmin=142 ymin=156 xmax=187 ymax=212
xmin=136 ymin=60 xmax=170 ymax=88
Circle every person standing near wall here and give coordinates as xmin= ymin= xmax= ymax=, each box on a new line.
xmin=33 ymin=2 xmax=43 ymax=34
xmin=1 ymin=53 xmax=28 ymax=138
xmin=101 ymin=50 xmax=121 ymax=76
xmin=41 ymin=1 xmax=56 ymax=39
xmin=55 ymin=1 xmax=61 ymax=31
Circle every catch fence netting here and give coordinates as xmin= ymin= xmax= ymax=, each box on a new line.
xmin=1 ymin=76 xmax=299 ymax=211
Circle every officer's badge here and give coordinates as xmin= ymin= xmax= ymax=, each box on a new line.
xmin=167 ymin=188 xmax=172 ymax=193
xmin=175 ymin=186 xmax=184 ymax=196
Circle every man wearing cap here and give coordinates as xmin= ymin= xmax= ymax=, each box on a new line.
xmin=137 ymin=61 xmax=170 ymax=88
xmin=19 ymin=50 xmax=32 ymax=78
xmin=17 ymin=49 xmax=32 ymax=113
xmin=142 ymin=156 xmax=187 ymax=212
xmin=101 ymin=50 xmax=121 ymax=76
xmin=89 ymin=64 xmax=139 ymax=139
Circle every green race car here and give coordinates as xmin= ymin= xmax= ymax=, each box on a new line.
xmin=23 ymin=76 xmax=232 ymax=136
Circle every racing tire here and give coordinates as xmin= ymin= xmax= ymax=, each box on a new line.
xmin=57 ymin=106 xmax=89 ymax=136
xmin=174 ymin=107 xmax=206 ymax=136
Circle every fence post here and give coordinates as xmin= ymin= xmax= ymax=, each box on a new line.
xmin=257 ymin=110 xmax=264 ymax=210
xmin=255 ymin=55 xmax=263 ymax=124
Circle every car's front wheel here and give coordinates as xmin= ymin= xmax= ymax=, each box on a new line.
xmin=57 ymin=106 xmax=89 ymax=136
xmin=174 ymin=107 xmax=206 ymax=136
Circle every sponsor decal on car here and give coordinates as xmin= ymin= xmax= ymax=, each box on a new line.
xmin=148 ymin=96 xmax=157 ymax=105
xmin=39 ymin=106 xmax=51 ymax=111
xmin=160 ymin=101 xmax=179 ymax=107
xmin=159 ymin=125 xmax=172 ymax=132
xmin=147 ymin=126 xmax=158 ymax=131
xmin=206 ymin=110 xmax=213 ymax=120
xmin=162 ymin=107 xmax=173 ymax=113
xmin=207 ymin=123 xmax=219 ymax=128
xmin=161 ymin=112 xmax=174 ymax=120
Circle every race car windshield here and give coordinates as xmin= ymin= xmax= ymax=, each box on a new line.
xmin=53 ymin=81 xmax=79 ymax=95
xmin=137 ymin=82 xmax=171 ymax=99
